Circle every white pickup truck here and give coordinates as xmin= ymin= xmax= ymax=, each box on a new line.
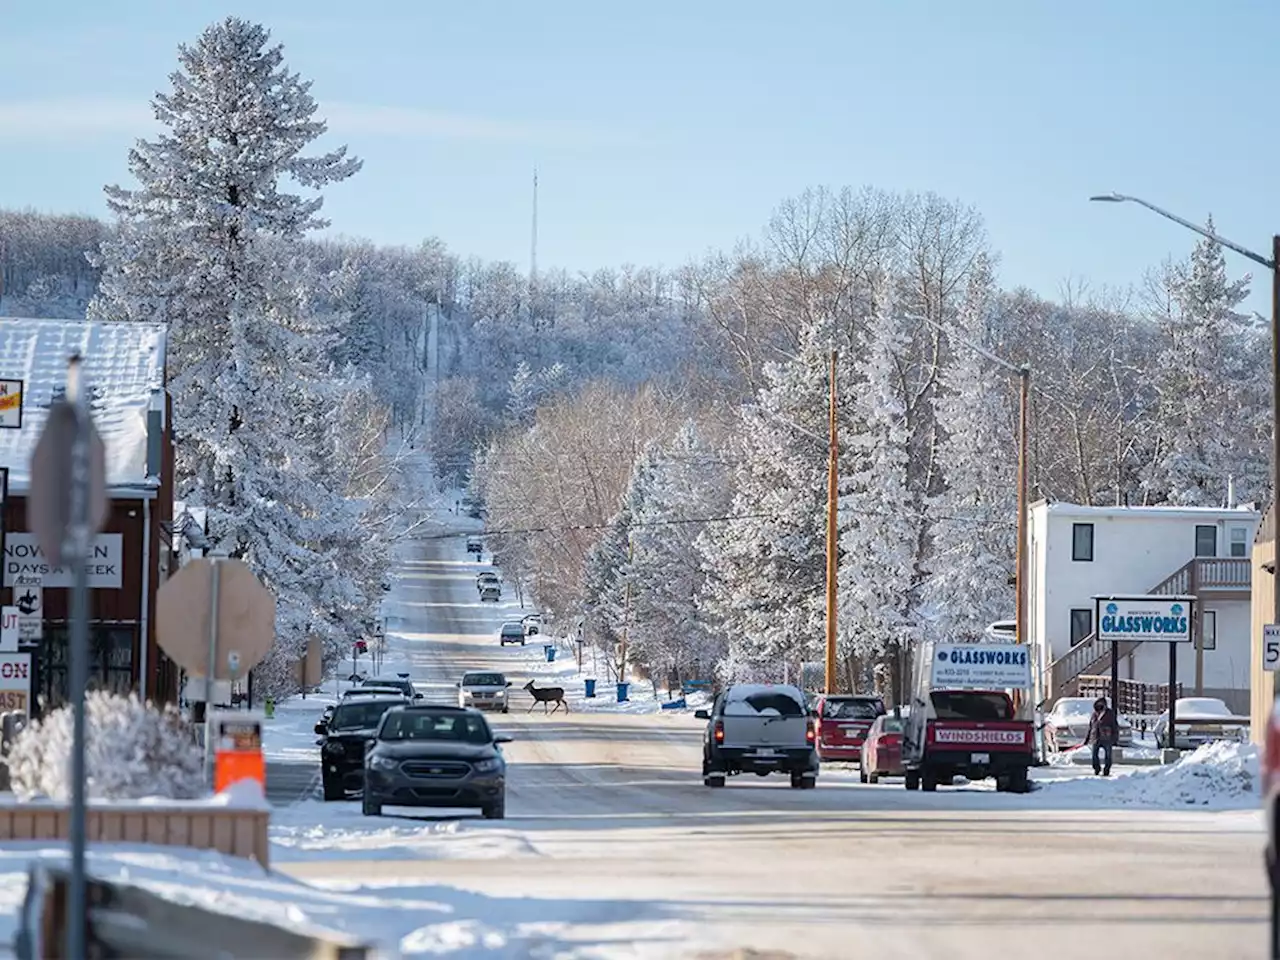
xmin=695 ymin=683 xmax=819 ymax=789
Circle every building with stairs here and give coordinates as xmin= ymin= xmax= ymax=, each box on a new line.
xmin=1030 ymin=501 xmax=1259 ymax=715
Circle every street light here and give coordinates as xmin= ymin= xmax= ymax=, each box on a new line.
xmin=1090 ymin=193 xmax=1280 ymax=699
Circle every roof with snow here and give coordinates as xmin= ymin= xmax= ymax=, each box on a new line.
xmin=0 ymin=317 xmax=167 ymax=494
xmin=1033 ymin=500 xmax=1260 ymax=522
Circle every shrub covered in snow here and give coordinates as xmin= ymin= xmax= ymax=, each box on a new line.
xmin=6 ymin=691 xmax=206 ymax=801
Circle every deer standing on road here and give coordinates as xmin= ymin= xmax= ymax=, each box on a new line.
xmin=523 ymin=680 xmax=568 ymax=714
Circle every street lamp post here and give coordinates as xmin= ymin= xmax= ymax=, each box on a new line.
xmin=1090 ymin=193 xmax=1280 ymax=694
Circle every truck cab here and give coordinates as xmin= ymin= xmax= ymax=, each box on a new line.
xmin=902 ymin=640 xmax=1034 ymax=793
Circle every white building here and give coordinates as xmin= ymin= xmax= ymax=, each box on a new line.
xmin=1029 ymin=501 xmax=1259 ymax=714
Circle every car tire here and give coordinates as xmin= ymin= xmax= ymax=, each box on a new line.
xmin=904 ymin=770 xmax=920 ymax=791
xmin=502 ymin=705 xmax=510 ymax=714
xmin=859 ymin=767 xmax=867 ymax=784
xmin=1008 ymin=767 xmax=1030 ymax=794
xmin=790 ymin=772 xmax=805 ymax=789
xmin=362 ymin=794 xmax=382 ymax=817
xmin=868 ymin=772 xmax=879 ymax=784
xmin=322 ymin=776 xmax=343 ymax=802
xmin=704 ymin=771 xmax=726 ymax=788
xmin=483 ymin=798 xmax=506 ymax=820
xmin=921 ymin=770 xmax=938 ymax=792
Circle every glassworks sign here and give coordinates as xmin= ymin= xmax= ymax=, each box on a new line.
xmin=2 ymin=533 xmax=123 ymax=589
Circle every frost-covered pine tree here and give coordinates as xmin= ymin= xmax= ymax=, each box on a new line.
xmin=836 ymin=279 xmax=917 ymax=700
xmin=924 ymin=253 xmax=1016 ymax=642
xmin=88 ymin=19 xmax=365 ymax=691
xmin=1142 ymin=223 xmax=1252 ymax=505
xmin=622 ymin=422 xmax=731 ymax=683
xmin=699 ymin=332 xmax=834 ymax=683
xmin=582 ymin=505 xmax=634 ymax=680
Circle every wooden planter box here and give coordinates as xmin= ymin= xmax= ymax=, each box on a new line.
xmin=0 ymin=802 xmax=270 ymax=867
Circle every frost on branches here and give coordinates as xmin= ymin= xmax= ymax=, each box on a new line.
xmin=7 ymin=692 xmax=204 ymax=801
xmin=837 ymin=281 xmax=917 ymax=695
xmin=924 ymin=254 xmax=1016 ymax=642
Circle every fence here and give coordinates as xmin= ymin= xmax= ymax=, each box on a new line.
xmin=1077 ymin=675 xmax=1182 ymax=716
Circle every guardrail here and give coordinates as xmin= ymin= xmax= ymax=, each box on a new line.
xmin=16 ymin=863 xmax=373 ymax=959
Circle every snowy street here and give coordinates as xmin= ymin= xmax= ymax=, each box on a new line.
xmin=268 ymin=534 xmax=1270 ymax=959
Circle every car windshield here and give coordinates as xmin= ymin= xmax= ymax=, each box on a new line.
xmin=930 ymin=691 xmax=1013 ymax=721
xmin=823 ymin=698 xmax=883 ymax=720
xmin=330 ymin=700 xmax=400 ymax=730
xmin=380 ymin=711 xmax=493 ymax=743
xmin=1052 ymin=698 xmax=1095 ymax=720
xmin=725 ymin=691 xmax=804 ymax=717
xmin=365 ymin=678 xmax=411 ymax=694
xmin=881 ymin=717 xmax=905 ymax=734
xmin=463 ymin=673 xmax=505 ymax=686
xmin=500 ymin=624 xmax=523 ymax=634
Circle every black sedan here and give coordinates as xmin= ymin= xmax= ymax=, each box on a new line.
xmin=362 ymin=705 xmax=511 ymax=819
xmin=316 ymin=693 xmax=409 ymax=800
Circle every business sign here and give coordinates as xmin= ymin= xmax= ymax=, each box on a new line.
xmin=0 ymin=607 xmax=16 ymax=653
xmin=0 ymin=653 xmax=32 ymax=714
xmin=12 ymin=576 xmax=41 ymax=645
xmin=0 ymin=379 xmax=22 ymax=429
xmin=931 ymin=643 xmax=1032 ymax=690
xmin=2 ymin=532 xmax=123 ymax=588
xmin=1097 ymin=597 xmax=1192 ymax=644
xmin=1265 ymin=624 xmax=1280 ymax=671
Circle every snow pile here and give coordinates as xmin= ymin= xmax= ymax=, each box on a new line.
xmin=1042 ymin=741 xmax=1259 ymax=808
xmin=7 ymin=692 xmax=205 ymax=801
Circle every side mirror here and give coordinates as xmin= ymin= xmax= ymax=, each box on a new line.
xmin=313 ymin=722 xmax=327 ymax=735
xmin=505 ymin=681 xmax=512 ymax=687
xmin=494 ymin=734 xmax=513 ymax=744
xmin=694 ymin=709 xmax=710 ymax=720
xmin=456 ymin=681 xmax=462 ymax=688
xmin=414 ymin=692 xmax=424 ymax=699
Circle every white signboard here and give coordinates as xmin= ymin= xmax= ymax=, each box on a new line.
xmin=3 ymin=532 xmax=123 ymax=588
xmin=1265 ymin=624 xmax=1280 ymax=671
xmin=12 ymin=577 xmax=41 ymax=645
xmin=0 ymin=607 xmax=16 ymax=653
xmin=1097 ymin=597 xmax=1192 ymax=644
xmin=0 ymin=653 xmax=31 ymax=713
xmin=931 ymin=643 xmax=1032 ymax=690
xmin=0 ymin=379 xmax=22 ymax=430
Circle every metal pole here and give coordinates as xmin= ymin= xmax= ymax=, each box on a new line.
xmin=825 ymin=349 xmax=839 ymax=696
xmin=203 ymin=558 xmax=222 ymax=784
xmin=65 ymin=355 xmax=90 ymax=960
xmin=1167 ymin=639 xmax=1178 ymax=750
xmin=1015 ymin=367 xmax=1029 ymax=647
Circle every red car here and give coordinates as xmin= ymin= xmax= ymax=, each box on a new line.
xmin=859 ymin=714 xmax=906 ymax=782
xmin=813 ymin=695 xmax=885 ymax=763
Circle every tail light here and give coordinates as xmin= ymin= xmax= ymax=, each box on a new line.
xmin=714 ymin=720 xmax=724 ymax=744
xmin=806 ymin=719 xmax=816 ymax=745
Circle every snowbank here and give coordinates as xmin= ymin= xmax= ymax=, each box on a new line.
xmin=1038 ymin=741 xmax=1259 ymax=809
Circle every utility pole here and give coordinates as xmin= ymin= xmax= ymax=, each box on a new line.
xmin=620 ymin=532 xmax=633 ymax=683
xmin=824 ymin=349 xmax=839 ymax=695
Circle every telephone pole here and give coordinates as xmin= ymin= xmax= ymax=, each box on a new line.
xmin=824 ymin=349 xmax=839 ymax=695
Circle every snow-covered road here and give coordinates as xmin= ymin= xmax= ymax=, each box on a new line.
xmin=274 ymin=534 xmax=1270 ymax=959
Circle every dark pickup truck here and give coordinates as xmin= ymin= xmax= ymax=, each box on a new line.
xmin=315 ymin=693 xmax=408 ymax=800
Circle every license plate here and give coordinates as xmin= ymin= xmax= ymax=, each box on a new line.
xmin=972 ymin=753 xmax=990 ymax=764
xmin=754 ymin=748 xmax=778 ymax=757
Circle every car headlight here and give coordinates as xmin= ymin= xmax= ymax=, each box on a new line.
xmin=368 ymin=755 xmax=399 ymax=771
xmin=473 ymin=758 xmax=503 ymax=774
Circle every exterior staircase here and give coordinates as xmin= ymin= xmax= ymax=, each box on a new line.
xmin=1047 ymin=557 xmax=1251 ymax=699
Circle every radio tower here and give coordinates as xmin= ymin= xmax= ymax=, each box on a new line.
xmin=530 ymin=167 xmax=539 ymax=292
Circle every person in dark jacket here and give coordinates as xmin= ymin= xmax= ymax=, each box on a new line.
xmin=1086 ymin=697 xmax=1120 ymax=776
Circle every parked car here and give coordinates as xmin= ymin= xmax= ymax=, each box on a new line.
xmin=362 ymin=704 xmax=512 ymax=819
xmin=1045 ymin=696 xmax=1134 ymax=751
xmin=458 ymin=671 xmax=513 ymax=712
xmin=522 ymin=613 xmax=543 ymax=637
xmin=466 ymin=535 xmax=483 ymax=556
xmin=812 ymin=694 xmax=885 ymax=763
xmin=695 ymin=683 xmax=818 ymax=789
xmin=859 ymin=714 xmax=907 ymax=782
xmin=361 ymin=673 xmax=422 ymax=700
xmin=479 ymin=584 xmax=501 ymax=603
xmin=902 ymin=688 xmax=1033 ymax=793
xmin=315 ymin=693 xmax=408 ymax=800
xmin=1151 ymin=697 xmax=1249 ymax=749
xmin=499 ymin=621 xmax=526 ymax=646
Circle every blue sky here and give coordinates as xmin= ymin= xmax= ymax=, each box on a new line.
xmin=2 ymin=1 xmax=1277 ymax=313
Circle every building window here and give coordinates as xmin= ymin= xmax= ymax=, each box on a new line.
xmin=1195 ymin=525 xmax=1217 ymax=558
xmin=1201 ymin=611 xmax=1217 ymax=651
xmin=1230 ymin=528 xmax=1248 ymax=558
xmin=1070 ymin=608 xmax=1093 ymax=647
xmin=1072 ymin=523 xmax=1094 ymax=562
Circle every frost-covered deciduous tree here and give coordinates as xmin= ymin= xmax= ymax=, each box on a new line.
xmin=7 ymin=693 xmax=204 ymax=801
xmin=925 ymin=253 xmax=1016 ymax=642
xmin=837 ymin=281 xmax=917 ymax=700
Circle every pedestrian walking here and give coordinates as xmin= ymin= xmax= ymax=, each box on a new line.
xmin=1086 ymin=697 xmax=1119 ymax=776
